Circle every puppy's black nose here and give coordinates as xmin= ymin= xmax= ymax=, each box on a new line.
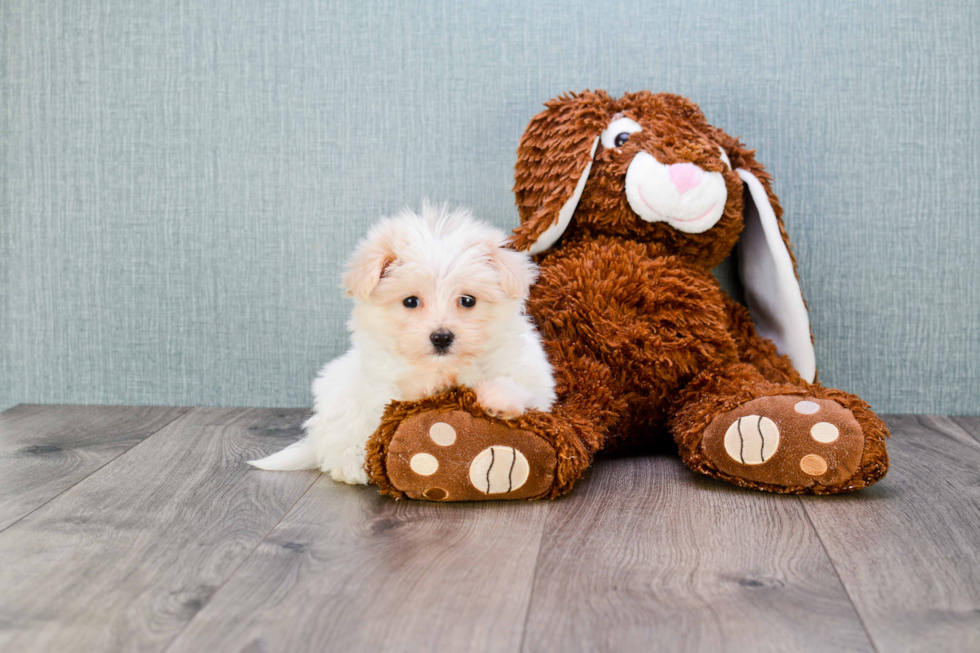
xmin=430 ymin=329 xmax=454 ymax=351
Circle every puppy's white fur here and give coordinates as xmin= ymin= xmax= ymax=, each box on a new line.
xmin=249 ymin=204 xmax=556 ymax=484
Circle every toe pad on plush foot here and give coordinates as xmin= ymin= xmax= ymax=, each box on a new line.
xmin=703 ymin=395 xmax=865 ymax=490
xmin=386 ymin=410 xmax=556 ymax=501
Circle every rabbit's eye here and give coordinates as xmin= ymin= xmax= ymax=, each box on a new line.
xmin=601 ymin=117 xmax=642 ymax=149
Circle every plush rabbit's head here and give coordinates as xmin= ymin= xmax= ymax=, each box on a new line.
xmin=511 ymin=90 xmax=816 ymax=383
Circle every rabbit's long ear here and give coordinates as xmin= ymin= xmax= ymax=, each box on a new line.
xmin=511 ymin=91 xmax=612 ymax=254
xmin=728 ymin=142 xmax=816 ymax=383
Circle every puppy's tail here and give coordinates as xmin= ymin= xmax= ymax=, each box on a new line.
xmin=248 ymin=439 xmax=318 ymax=471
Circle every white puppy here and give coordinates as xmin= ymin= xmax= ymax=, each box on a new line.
xmin=249 ymin=204 xmax=556 ymax=484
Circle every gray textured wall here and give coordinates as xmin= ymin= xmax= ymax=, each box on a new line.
xmin=2 ymin=0 xmax=978 ymax=414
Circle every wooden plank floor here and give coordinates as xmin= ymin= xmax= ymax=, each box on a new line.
xmin=1 ymin=406 xmax=978 ymax=652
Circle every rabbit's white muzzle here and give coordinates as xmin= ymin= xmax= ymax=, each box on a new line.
xmin=625 ymin=152 xmax=727 ymax=234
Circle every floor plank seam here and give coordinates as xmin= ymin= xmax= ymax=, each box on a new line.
xmin=516 ymin=499 xmax=554 ymax=653
xmin=938 ymin=416 xmax=980 ymax=447
xmin=158 ymin=471 xmax=324 ymax=653
xmin=799 ymin=497 xmax=881 ymax=653
xmin=0 ymin=407 xmax=191 ymax=536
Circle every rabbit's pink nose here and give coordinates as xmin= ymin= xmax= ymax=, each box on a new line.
xmin=668 ymin=163 xmax=704 ymax=195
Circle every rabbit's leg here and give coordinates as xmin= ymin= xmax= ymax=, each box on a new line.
xmin=364 ymin=387 xmax=604 ymax=501
xmin=364 ymin=342 xmax=621 ymax=501
xmin=669 ymin=363 xmax=889 ymax=493
xmin=382 ymin=407 xmax=555 ymax=501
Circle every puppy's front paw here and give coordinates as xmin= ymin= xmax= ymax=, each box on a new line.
xmin=322 ymin=456 xmax=370 ymax=485
xmin=475 ymin=377 xmax=528 ymax=421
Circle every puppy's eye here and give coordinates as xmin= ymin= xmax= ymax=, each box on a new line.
xmin=402 ymin=296 xmax=420 ymax=308
xmin=601 ymin=117 xmax=642 ymax=149
xmin=458 ymin=295 xmax=476 ymax=308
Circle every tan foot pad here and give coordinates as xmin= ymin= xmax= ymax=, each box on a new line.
xmin=386 ymin=410 xmax=556 ymax=501
xmin=702 ymin=395 xmax=865 ymax=488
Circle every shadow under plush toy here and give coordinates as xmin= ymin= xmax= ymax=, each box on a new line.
xmin=366 ymin=90 xmax=889 ymax=501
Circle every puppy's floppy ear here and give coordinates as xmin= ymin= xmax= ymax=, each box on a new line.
xmin=720 ymin=133 xmax=817 ymax=383
xmin=343 ymin=219 xmax=397 ymax=301
xmin=510 ymin=91 xmax=613 ymax=254
xmin=489 ymin=246 xmax=538 ymax=301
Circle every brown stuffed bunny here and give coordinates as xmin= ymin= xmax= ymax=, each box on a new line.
xmin=366 ymin=90 xmax=889 ymax=501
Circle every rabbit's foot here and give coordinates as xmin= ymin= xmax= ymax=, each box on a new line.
xmin=700 ymin=395 xmax=867 ymax=491
xmin=385 ymin=410 xmax=555 ymax=501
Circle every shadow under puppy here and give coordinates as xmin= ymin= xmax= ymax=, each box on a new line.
xmin=249 ymin=204 xmax=555 ymax=483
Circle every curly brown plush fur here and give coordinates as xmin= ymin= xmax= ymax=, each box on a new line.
xmin=367 ymin=387 xmax=590 ymax=499
xmin=366 ymin=90 xmax=889 ymax=500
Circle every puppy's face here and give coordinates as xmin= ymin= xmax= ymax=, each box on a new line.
xmin=345 ymin=208 xmax=536 ymax=372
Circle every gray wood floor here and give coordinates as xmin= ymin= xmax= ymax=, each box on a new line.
xmin=0 ymin=405 xmax=978 ymax=653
